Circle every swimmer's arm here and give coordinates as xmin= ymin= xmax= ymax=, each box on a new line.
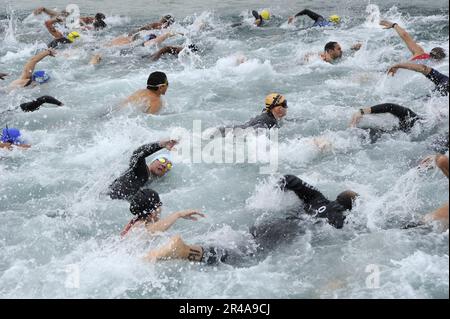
xmin=149 ymin=32 xmax=178 ymax=46
xmin=34 ymin=7 xmax=60 ymax=17
xmin=0 ymin=142 xmax=13 ymax=150
xmin=0 ymin=73 xmax=7 ymax=80
xmin=388 ymin=63 xmax=431 ymax=76
xmin=129 ymin=142 xmax=163 ymax=168
xmin=45 ymin=18 xmax=65 ymax=39
xmin=436 ymin=154 xmax=449 ymax=178
xmin=384 ymin=22 xmax=426 ymax=56
xmin=280 ymin=175 xmax=324 ymax=203
xmin=145 ymin=210 xmax=205 ymax=233
xmin=19 ymin=49 xmax=55 ymax=81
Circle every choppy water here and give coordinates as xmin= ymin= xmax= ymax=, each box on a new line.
xmin=0 ymin=0 xmax=448 ymax=298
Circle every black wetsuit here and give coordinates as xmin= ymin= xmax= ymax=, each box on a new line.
xmin=294 ymin=9 xmax=331 ymax=27
xmin=361 ymin=103 xmax=421 ymax=143
xmin=108 ymin=142 xmax=162 ymax=200
xmin=48 ymin=37 xmax=71 ymax=49
xmin=425 ymin=69 xmax=449 ymax=96
xmin=200 ymin=175 xmax=350 ymax=266
xmin=218 ymin=111 xmax=279 ymax=136
xmin=94 ymin=20 xmax=107 ymax=30
xmin=19 ymin=96 xmax=62 ymax=112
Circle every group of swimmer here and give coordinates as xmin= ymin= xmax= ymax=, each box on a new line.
xmin=0 ymin=5 xmax=449 ymax=267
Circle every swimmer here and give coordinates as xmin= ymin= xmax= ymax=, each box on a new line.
xmin=379 ymin=20 xmax=446 ymax=62
xmin=145 ymin=174 xmax=357 ymax=264
xmin=9 ymin=49 xmax=56 ymax=89
xmin=0 ymin=127 xmax=31 ymax=150
xmin=288 ymin=9 xmax=341 ymax=27
xmin=216 ymin=93 xmax=288 ymax=136
xmin=143 ymin=44 xmax=199 ymax=61
xmin=120 ymin=71 xmax=169 ymax=114
xmin=128 ymin=15 xmax=175 ymax=35
xmin=120 ymin=189 xmax=205 ymax=237
xmin=106 ymin=31 xmax=178 ymax=48
xmin=33 ymin=7 xmax=69 ymax=18
xmin=316 ymin=41 xmax=362 ymax=63
xmin=108 ymin=139 xmax=177 ymax=200
xmin=252 ymin=9 xmax=270 ymax=27
xmin=387 ymin=63 xmax=449 ymax=96
xmin=45 ymin=17 xmax=81 ymax=48
xmin=79 ymin=13 xmax=107 ymax=30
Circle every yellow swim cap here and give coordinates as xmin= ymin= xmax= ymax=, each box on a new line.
xmin=67 ymin=31 xmax=80 ymax=43
xmin=260 ymin=9 xmax=270 ymax=20
xmin=329 ymin=15 xmax=341 ymax=23
xmin=265 ymin=93 xmax=287 ymax=109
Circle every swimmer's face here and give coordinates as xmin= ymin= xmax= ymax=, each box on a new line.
xmin=148 ymin=158 xmax=172 ymax=177
xmin=272 ymin=105 xmax=287 ymax=119
xmin=159 ymin=83 xmax=168 ymax=95
xmin=146 ymin=207 xmax=162 ymax=223
xmin=331 ymin=44 xmax=343 ymax=59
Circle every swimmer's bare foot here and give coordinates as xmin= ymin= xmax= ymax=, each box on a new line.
xmin=90 ymin=54 xmax=102 ymax=65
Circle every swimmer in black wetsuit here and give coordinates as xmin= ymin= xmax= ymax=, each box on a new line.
xmin=216 ymin=93 xmax=288 ymax=137
xmin=107 ymin=139 xmax=177 ymax=200
xmin=350 ymin=103 xmax=422 ymax=143
xmin=142 ymin=44 xmax=199 ymax=61
xmin=388 ymin=63 xmax=449 ymax=96
xmin=145 ymin=175 xmax=358 ymax=265
xmin=19 ymin=96 xmax=63 ymax=112
xmin=288 ymin=9 xmax=341 ymax=27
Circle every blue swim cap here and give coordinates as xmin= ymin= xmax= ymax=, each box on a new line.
xmin=1 ymin=128 xmax=24 ymax=145
xmin=143 ymin=34 xmax=157 ymax=42
xmin=32 ymin=70 xmax=50 ymax=84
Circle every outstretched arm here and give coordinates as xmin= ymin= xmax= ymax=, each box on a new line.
xmin=388 ymin=62 xmax=431 ymax=76
xmin=279 ymin=175 xmax=326 ymax=205
xmin=144 ymin=32 xmax=178 ymax=46
xmin=149 ymin=46 xmax=182 ymax=61
xmin=45 ymin=18 xmax=65 ymax=39
xmin=350 ymin=103 xmax=419 ymax=129
xmin=19 ymin=49 xmax=55 ymax=81
xmin=380 ymin=20 xmax=425 ymax=57
xmin=145 ymin=210 xmax=205 ymax=233
xmin=34 ymin=7 xmax=62 ymax=17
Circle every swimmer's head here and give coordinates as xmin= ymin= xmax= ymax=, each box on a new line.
xmin=1 ymin=128 xmax=24 ymax=145
xmin=335 ymin=190 xmax=358 ymax=211
xmin=161 ymin=15 xmax=175 ymax=26
xmin=328 ymin=15 xmax=341 ymax=24
xmin=260 ymin=9 xmax=270 ymax=20
xmin=324 ymin=41 xmax=342 ymax=59
xmin=66 ymin=31 xmax=80 ymax=43
xmin=430 ymin=47 xmax=446 ymax=61
xmin=94 ymin=13 xmax=107 ymax=29
xmin=95 ymin=13 xmax=106 ymax=21
xmin=147 ymin=71 xmax=169 ymax=94
xmin=148 ymin=152 xmax=173 ymax=177
xmin=129 ymin=189 xmax=163 ymax=221
xmin=32 ymin=70 xmax=50 ymax=84
xmin=265 ymin=93 xmax=288 ymax=119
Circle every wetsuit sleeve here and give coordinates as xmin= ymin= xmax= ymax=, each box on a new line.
xmin=370 ymin=103 xmax=419 ymax=131
xmin=294 ymin=9 xmax=323 ymax=21
xmin=19 ymin=96 xmax=63 ymax=112
xmin=280 ymin=175 xmax=326 ymax=205
xmin=425 ymin=69 xmax=449 ymax=96
xmin=129 ymin=143 xmax=163 ymax=169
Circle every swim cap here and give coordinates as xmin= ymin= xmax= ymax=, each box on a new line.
xmin=147 ymin=150 xmax=173 ymax=165
xmin=335 ymin=190 xmax=358 ymax=210
xmin=129 ymin=189 xmax=162 ymax=219
xmin=1 ymin=128 xmax=24 ymax=145
xmin=143 ymin=34 xmax=157 ymax=42
xmin=66 ymin=31 xmax=80 ymax=43
xmin=265 ymin=93 xmax=287 ymax=109
xmin=329 ymin=15 xmax=341 ymax=23
xmin=147 ymin=71 xmax=168 ymax=89
xmin=260 ymin=10 xmax=270 ymax=20
xmin=162 ymin=15 xmax=175 ymax=25
xmin=95 ymin=13 xmax=106 ymax=21
xmin=32 ymin=70 xmax=50 ymax=84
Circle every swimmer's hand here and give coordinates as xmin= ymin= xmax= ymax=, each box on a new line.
xmin=47 ymin=48 xmax=57 ymax=57
xmin=33 ymin=7 xmax=45 ymax=15
xmin=387 ymin=64 xmax=399 ymax=76
xmin=350 ymin=111 xmax=364 ymax=127
xmin=288 ymin=16 xmax=295 ymax=24
xmin=159 ymin=139 xmax=179 ymax=151
xmin=0 ymin=73 xmax=8 ymax=80
xmin=380 ymin=20 xmax=395 ymax=29
xmin=177 ymin=210 xmax=206 ymax=221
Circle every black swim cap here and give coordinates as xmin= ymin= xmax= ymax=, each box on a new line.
xmin=95 ymin=13 xmax=106 ymax=21
xmin=430 ymin=47 xmax=446 ymax=60
xmin=129 ymin=189 xmax=162 ymax=219
xmin=147 ymin=71 xmax=168 ymax=90
xmin=187 ymin=44 xmax=199 ymax=52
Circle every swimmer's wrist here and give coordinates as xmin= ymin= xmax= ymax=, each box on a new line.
xmin=359 ymin=109 xmax=365 ymax=115
xmin=391 ymin=23 xmax=398 ymax=28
